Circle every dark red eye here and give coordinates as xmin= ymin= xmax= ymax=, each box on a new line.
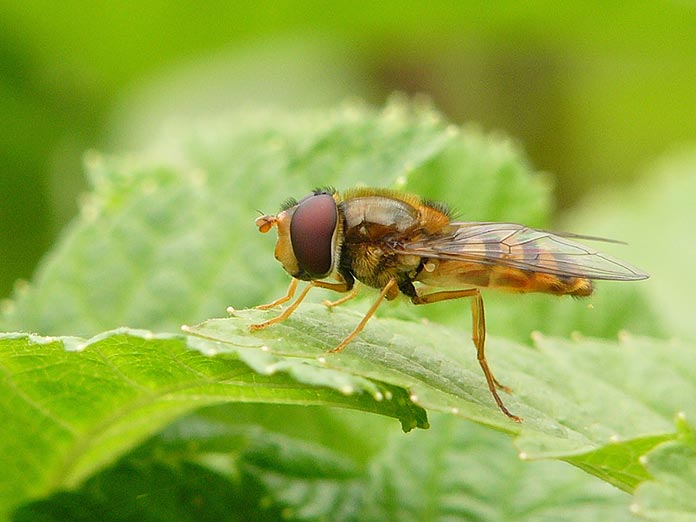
xmin=290 ymin=194 xmax=337 ymax=277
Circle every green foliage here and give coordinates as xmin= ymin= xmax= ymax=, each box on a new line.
xmin=0 ymin=101 xmax=688 ymax=520
xmin=561 ymin=152 xmax=696 ymax=343
xmin=632 ymin=418 xmax=696 ymax=521
xmin=4 ymin=1 xmax=696 ymax=305
xmin=13 ymin=415 xmax=642 ymax=522
xmin=1 ymin=100 xmax=461 ymax=335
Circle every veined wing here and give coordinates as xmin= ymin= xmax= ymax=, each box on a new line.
xmin=394 ymin=222 xmax=649 ymax=281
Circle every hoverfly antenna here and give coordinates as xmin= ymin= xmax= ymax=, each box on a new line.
xmin=255 ymin=214 xmax=277 ymax=233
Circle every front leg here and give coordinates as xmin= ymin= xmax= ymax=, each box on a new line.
xmin=250 ymin=278 xmax=353 ymax=331
xmin=255 ymin=278 xmax=299 ymax=310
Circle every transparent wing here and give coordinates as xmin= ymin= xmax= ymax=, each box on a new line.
xmin=392 ymin=222 xmax=648 ymax=281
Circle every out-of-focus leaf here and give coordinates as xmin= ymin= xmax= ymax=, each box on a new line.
xmin=2 ymin=100 xmax=464 ymax=335
xmin=361 ymin=415 xmax=641 ymax=522
xmin=561 ymin=152 xmax=696 ymax=341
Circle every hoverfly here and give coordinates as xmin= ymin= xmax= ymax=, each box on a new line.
xmin=252 ymin=187 xmax=648 ymax=421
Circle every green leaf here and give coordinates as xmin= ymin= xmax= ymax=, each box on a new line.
xmin=13 ymin=405 xmax=391 ymax=521
xmin=13 ymin=457 xmax=281 ymax=522
xmin=631 ymin=416 xmax=696 ymax=522
xmin=1 ymin=98 xmax=553 ymax=337
xmin=3 ymin=307 xmax=689 ymax=518
xmin=0 ymin=100 xmax=669 ymax=519
xmin=1 ymin=98 xmax=651 ymax=346
xmin=0 ymin=330 xmax=425 ymax=519
xmin=15 ymin=414 xmax=641 ymax=522
xmin=561 ymin=152 xmax=696 ymax=341
xmin=191 ymin=309 xmax=695 ymax=488
xmin=404 ymin=127 xmax=551 ymax=226
xmin=362 ymin=415 xmax=641 ymax=522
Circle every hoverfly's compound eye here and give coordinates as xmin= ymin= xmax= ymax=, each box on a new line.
xmin=290 ymin=193 xmax=337 ymax=277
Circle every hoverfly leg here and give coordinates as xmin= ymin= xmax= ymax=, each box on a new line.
xmin=412 ymin=287 xmax=521 ymax=422
xmin=327 ymin=278 xmax=396 ymax=353
xmin=469 ymin=291 xmax=522 ymax=422
xmin=255 ymin=279 xmax=299 ymax=310
xmin=250 ymin=280 xmax=313 ymax=331
xmin=251 ymin=279 xmax=353 ymax=331
xmin=312 ymin=280 xmax=353 ymax=293
xmin=469 ymin=292 xmax=511 ymax=392
xmin=323 ymin=284 xmax=360 ymax=309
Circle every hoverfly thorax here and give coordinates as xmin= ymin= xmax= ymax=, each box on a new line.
xmin=256 ymin=190 xmax=342 ymax=281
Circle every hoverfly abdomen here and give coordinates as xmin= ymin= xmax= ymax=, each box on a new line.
xmin=417 ymin=258 xmax=594 ymax=296
xmin=543 ymin=274 xmax=593 ymax=297
xmin=490 ymin=269 xmax=593 ymax=296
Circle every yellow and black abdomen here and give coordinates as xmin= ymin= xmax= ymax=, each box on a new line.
xmin=416 ymin=258 xmax=593 ymax=297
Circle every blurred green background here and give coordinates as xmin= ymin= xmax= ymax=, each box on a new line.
xmin=2 ymin=1 xmax=696 ymax=299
